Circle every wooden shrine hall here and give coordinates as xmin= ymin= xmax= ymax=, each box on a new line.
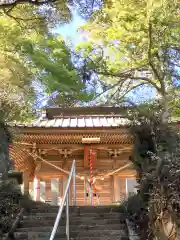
xmin=10 ymin=107 xmax=137 ymax=206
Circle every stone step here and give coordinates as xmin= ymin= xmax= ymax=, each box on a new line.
xmin=14 ymin=229 xmax=127 ymax=238
xmin=21 ymin=218 xmax=126 ymax=227
xmin=17 ymin=224 xmax=125 ymax=232
xmin=14 ymin=236 xmax=129 ymax=240
xmin=22 ymin=216 xmax=125 ymax=224
xmin=14 ymin=206 xmax=129 ymax=240
xmin=24 ymin=212 xmax=124 ymax=219
xmin=30 ymin=206 xmax=121 ymax=214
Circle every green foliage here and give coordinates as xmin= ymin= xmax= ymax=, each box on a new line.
xmin=0 ymin=1 xmax=72 ymax=26
xmin=0 ymin=4 xmax=93 ymax=122
xmin=22 ymin=37 xmax=82 ymax=93
xmin=129 ymin=116 xmax=180 ymax=239
xmin=77 ymin=0 xmax=180 ymax=117
xmin=0 ymin=181 xmax=35 ymax=237
xmin=21 ymin=36 xmax=94 ymax=106
xmin=119 ymin=194 xmax=149 ymax=239
xmin=0 ymin=7 xmax=47 ymax=122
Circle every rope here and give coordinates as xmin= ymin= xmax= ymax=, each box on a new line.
xmin=94 ymin=163 xmax=133 ymax=180
xmin=89 ymin=149 xmax=98 ymax=206
xmin=23 ymin=149 xmax=82 ymax=179
xmin=14 ymin=147 xmax=133 ymax=180
xmin=11 ymin=145 xmax=133 ymax=187
xmin=11 ymin=142 xmax=133 ymax=179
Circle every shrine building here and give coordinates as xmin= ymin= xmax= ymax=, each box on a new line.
xmin=9 ymin=107 xmax=137 ymax=206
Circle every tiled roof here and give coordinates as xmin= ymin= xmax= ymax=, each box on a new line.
xmin=29 ymin=116 xmax=130 ymax=128
xmin=10 ymin=107 xmax=131 ymax=128
xmin=8 ymin=107 xmax=180 ymax=129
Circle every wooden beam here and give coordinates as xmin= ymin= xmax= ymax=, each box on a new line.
xmin=37 ymin=173 xmax=64 ymax=179
xmin=118 ymin=174 xmax=136 ymax=178
xmin=82 ymin=137 xmax=100 ymax=143
xmin=92 ymin=149 xmax=97 ymax=169
xmin=36 ymin=144 xmax=84 ymax=150
xmin=16 ymin=128 xmax=130 ymax=135
xmin=43 ymin=157 xmax=130 ymax=163
xmin=30 ymin=143 xmax=132 ymax=151
xmin=84 ymin=146 xmax=89 ymax=169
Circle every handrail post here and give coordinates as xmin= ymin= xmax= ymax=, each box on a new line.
xmin=49 ymin=160 xmax=76 ymax=240
xmin=73 ymin=164 xmax=76 ymax=206
xmin=66 ymin=191 xmax=69 ymax=240
xmin=89 ymin=183 xmax=93 ymax=206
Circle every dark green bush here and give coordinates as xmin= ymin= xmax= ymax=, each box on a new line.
xmin=0 ymin=181 xmax=34 ymax=237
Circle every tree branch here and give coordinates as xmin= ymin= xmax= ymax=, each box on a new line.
xmin=0 ymin=0 xmax=56 ymax=9
xmin=147 ymin=22 xmax=165 ymax=94
xmin=97 ymin=70 xmax=161 ymax=92
xmin=3 ymin=8 xmax=44 ymax=22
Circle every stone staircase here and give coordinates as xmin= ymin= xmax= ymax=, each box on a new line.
xmin=14 ymin=204 xmax=129 ymax=240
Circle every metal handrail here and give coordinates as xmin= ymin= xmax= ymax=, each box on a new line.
xmin=49 ymin=160 xmax=76 ymax=240
xmin=85 ymin=179 xmax=100 ymax=206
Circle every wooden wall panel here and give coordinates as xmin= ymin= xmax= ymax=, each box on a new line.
xmin=112 ymin=176 xmax=127 ymax=203
xmin=32 ymin=176 xmax=128 ymax=206
xmin=95 ymin=177 xmax=112 ymax=205
xmin=119 ymin=178 xmax=127 ymax=201
xmin=45 ymin=179 xmax=51 ymax=203
xmin=66 ymin=159 xmax=84 ymax=168
xmin=34 ymin=146 xmax=134 ymax=205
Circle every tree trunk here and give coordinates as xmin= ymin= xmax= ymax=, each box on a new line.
xmin=0 ymin=122 xmax=10 ymax=182
xmin=161 ymin=94 xmax=170 ymax=124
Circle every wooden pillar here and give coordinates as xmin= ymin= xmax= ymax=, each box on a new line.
xmin=40 ymin=181 xmax=45 ymax=202
xmin=111 ymin=176 xmax=114 ymax=203
xmin=69 ymin=181 xmax=73 ymax=206
xmin=62 ymin=175 xmax=71 ymax=205
xmin=63 ymin=175 xmax=68 ymax=195
xmin=33 ymin=176 xmax=40 ymax=201
xmin=119 ymin=177 xmax=127 ymax=201
xmin=126 ymin=178 xmax=128 ymax=197
xmin=113 ymin=175 xmax=120 ymax=203
xmin=23 ymin=171 xmax=29 ymax=195
xmin=33 ymin=160 xmax=41 ymax=201
xmin=45 ymin=179 xmax=51 ymax=203
xmin=58 ymin=176 xmax=63 ymax=205
xmin=51 ymin=178 xmax=59 ymax=205
xmin=84 ymin=146 xmax=89 ymax=168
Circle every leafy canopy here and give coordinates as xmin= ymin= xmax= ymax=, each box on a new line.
xmin=77 ymin=0 xmax=180 ymax=117
xmin=22 ymin=36 xmax=94 ymax=106
xmin=0 ymin=4 xmax=93 ymax=122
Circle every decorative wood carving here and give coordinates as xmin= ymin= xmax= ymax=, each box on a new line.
xmin=17 ymin=132 xmax=133 ymax=144
xmin=26 ymin=143 xmax=39 ymax=161
xmin=38 ymin=149 xmax=48 ymax=155
xmin=35 ymin=161 xmax=42 ymax=173
xmin=108 ymin=149 xmax=123 ymax=158
xmin=58 ymin=149 xmax=72 ymax=158
xmin=27 ymin=147 xmax=78 ymax=159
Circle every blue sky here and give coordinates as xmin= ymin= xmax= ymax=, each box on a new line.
xmin=52 ymin=10 xmax=86 ymax=46
xmin=37 ymin=11 xmax=86 ymax=107
xmin=50 ymin=10 xmax=156 ymax=105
